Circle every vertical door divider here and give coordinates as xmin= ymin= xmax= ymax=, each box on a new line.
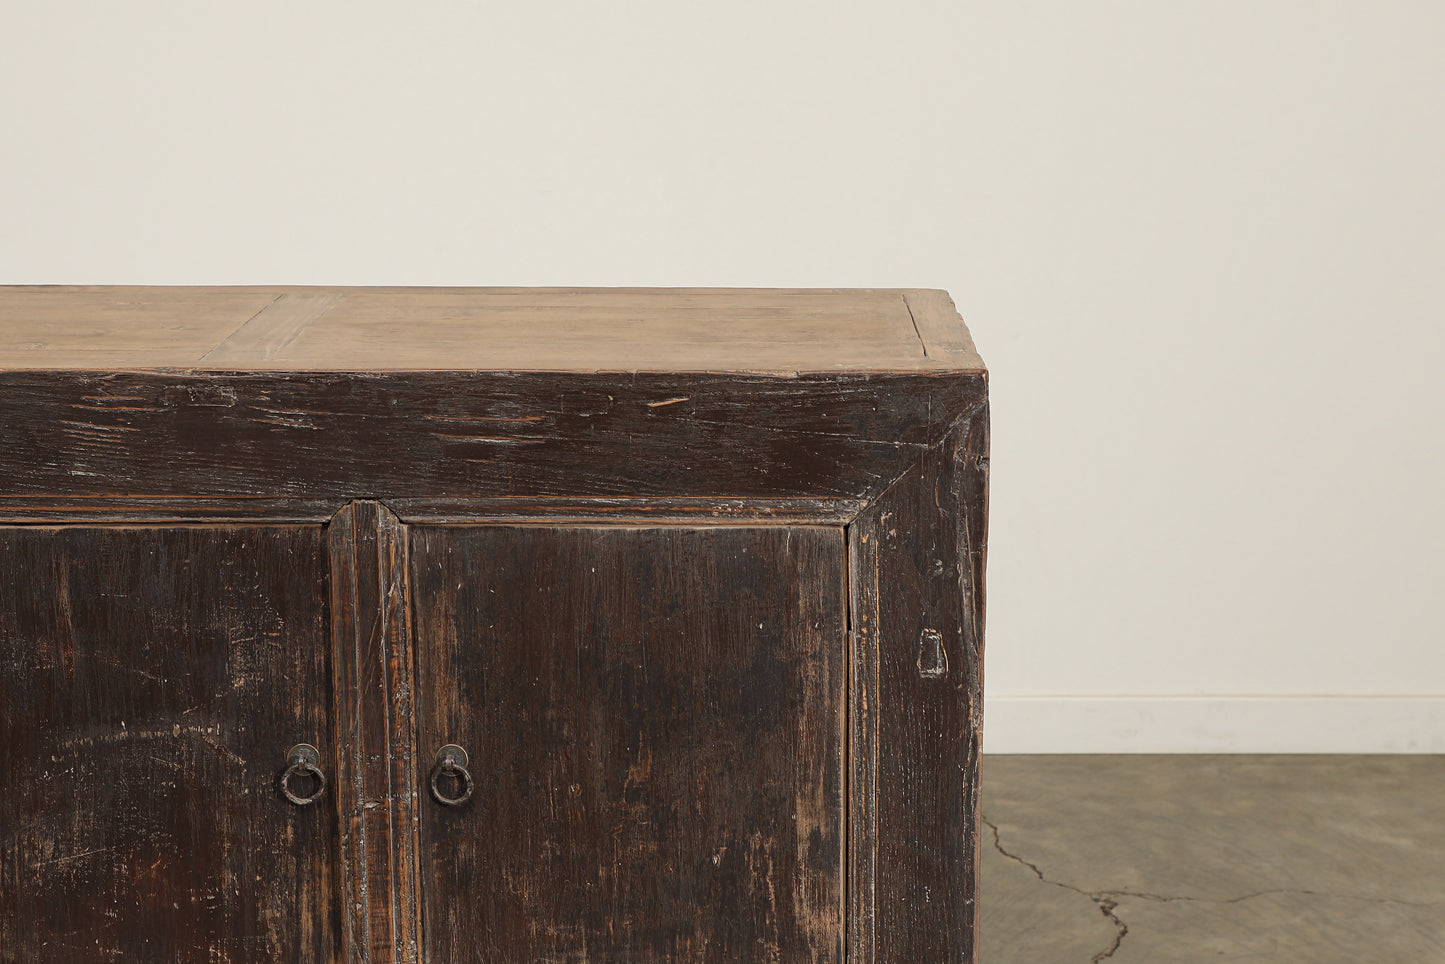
xmin=328 ymin=500 xmax=424 ymax=964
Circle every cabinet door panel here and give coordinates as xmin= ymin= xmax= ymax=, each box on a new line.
xmin=0 ymin=525 xmax=341 ymax=963
xmin=410 ymin=526 xmax=846 ymax=963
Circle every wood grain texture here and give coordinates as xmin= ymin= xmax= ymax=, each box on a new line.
xmin=0 ymin=287 xmax=982 ymax=373
xmin=0 ymin=495 xmax=863 ymax=526
xmin=385 ymin=496 xmax=865 ymax=526
xmin=0 ymin=287 xmax=278 ymax=364
xmin=0 ymin=524 xmax=342 ymax=962
xmin=328 ymin=502 xmax=422 ymax=964
xmin=202 ymin=292 xmax=345 ymax=365
xmin=409 ymin=525 xmax=847 ymax=963
xmin=0 ymin=286 xmax=990 ymax=961
xmin=849 ymin=390 xmax=989 ymax=964
xmin=0 ymin=371 xmax=984 ymax=503
xmin=0 ymin=496 xmax=868 ymax=526
xmin=0 ymin=495 xmax=348 ymax=524
xmin=901 ymin=290 xmax=983 ymax=362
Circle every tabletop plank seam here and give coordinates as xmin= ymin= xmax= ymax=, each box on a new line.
xmin=201 ymin=291 xmax=343 ymax=364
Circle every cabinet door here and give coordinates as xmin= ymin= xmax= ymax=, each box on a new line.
xmin=410 ymin=526 xmax=846 ymax=963
xmin=0 ymin=525 xmax=342 ymax=962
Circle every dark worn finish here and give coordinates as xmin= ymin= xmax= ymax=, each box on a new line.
xmin=328 ymin=502 xmax=423 ymax=964
xmin=0 ymin=495 xmax=349 ymax=524
xmin=0 ymin=524 xmax=342 ymax=962
xmin=0 ymin=371 xmax=984 ymax=503
xmin=849 ymin=393 xmax=989 ymax=964
xmin=408 ymin=525 xmax=848 ymax=963
xmin=0 ymin=287 xmax=989 ymax=963
xmin=386 ymin=496 xmax=867 ymax=527
xmin=0 ymin=495 xmax=861 ymax=526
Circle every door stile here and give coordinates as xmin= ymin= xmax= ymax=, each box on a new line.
xmin=328 ymin=500 xmax=423 ymax=964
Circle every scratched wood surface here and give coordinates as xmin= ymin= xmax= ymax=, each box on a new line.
xmin=849 ymin=398 xmax=989 ymax=964
xmin=0 ymin=525 xmax=342 ymax=962
xmin=328 ymin=503 xmax=422 ymax=964
xmin=408 ymin=525 xmax=847 ymax=963
xmin=0 ymin=287 xmax=983 ymax=373
xmin=0 ymin=287 xmax=989 ymax=963
xmin=0 ymin=371 xmax=984 ymax=508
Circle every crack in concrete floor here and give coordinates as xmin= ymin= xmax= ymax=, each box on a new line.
xmin=984 ymin=814 xmax=1445 ymax=914
xmin=983 ymin=817 xmax=1128 ymax=962
xmin=979 ymin=756 xmax=1445 ymax=963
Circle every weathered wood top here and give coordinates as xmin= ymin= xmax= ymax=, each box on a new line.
xmin=0 ymin=287 xmax=983 ymax=373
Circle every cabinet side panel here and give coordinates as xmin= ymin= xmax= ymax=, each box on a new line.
xmin=410 ymin=525 xmax=847 ymax=964
xmin=850 ymin=397 xmax=988 ymax=963
xmin=0 ymin=524 xmax=342 ymax=963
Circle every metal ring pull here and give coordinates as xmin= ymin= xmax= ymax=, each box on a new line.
xmin=430 ymin=744 xmax=474 ymax=806
xmin=280 ymin=743 xmax=327 ymax=806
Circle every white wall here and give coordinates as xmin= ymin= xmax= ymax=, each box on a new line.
xmin=3 ymin=2 xmax=1442 ymax=751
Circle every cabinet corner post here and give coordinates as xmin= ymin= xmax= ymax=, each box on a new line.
xmin=848 ymin=391 xmax=988 ymax=964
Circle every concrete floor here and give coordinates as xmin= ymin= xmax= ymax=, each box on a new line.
xmin=978 ymin=755 xmax=1445 ymax=962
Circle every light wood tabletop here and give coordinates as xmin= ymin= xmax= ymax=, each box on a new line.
xmin=0 ymin=287 xmax=983 ymax=373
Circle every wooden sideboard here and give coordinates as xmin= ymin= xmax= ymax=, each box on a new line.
xmin=0 ymin=287 xmax=989 ymax=963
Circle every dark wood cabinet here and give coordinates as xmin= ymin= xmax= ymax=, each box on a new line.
xmin=0 ymin=287 xmax=988 ymax=963
xmin=410 ymin=524 xmax=846 ymax=962
xmin=0 ymin=524 xmax=342 ymax=961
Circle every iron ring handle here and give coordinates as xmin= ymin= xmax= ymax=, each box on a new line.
xmin=430 ymin=744 xmax=474 ymax=806
xmin=280 ymin=743 xmax=327 ymax=806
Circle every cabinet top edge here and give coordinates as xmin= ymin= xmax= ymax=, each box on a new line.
xmin=0 ymin=286 xmax=986 ymax=374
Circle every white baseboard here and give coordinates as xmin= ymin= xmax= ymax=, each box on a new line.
xmin=982 ymin=696 xmax=1445 ymax=754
